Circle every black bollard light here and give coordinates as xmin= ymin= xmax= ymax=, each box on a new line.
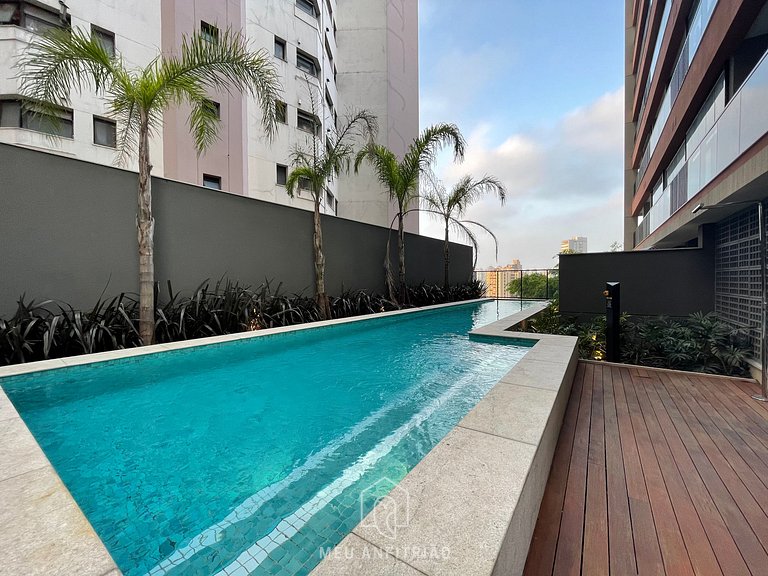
xmin=603 ymin=282 xmax=620 ymax=362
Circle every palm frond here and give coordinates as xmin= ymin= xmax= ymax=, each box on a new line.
xmin=17 ymin=27 xmax=115 ymax=107
xmin=157 ymin=27 xmax=282 ymax=141
xmin=457 ymin=218 xmax=500 ymax=263
xmin=285 ymin=165 xmax=319 ymax=198
xmin=354 ymin=143 xmax=402 ymax=200
xmin=448 ymin=175 xmax=506 ymax=216
xmin=401 ymin=123 xmax=465 ymax=179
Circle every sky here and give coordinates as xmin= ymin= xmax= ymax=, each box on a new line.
xmin=417 ymin=0 xmax=625 ymax=269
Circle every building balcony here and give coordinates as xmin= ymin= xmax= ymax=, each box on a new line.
xmin=636 ymin=47 xmax=768 ymax=246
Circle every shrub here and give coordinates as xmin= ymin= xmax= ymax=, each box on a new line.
xmin=522 ymin=303 xmax=751 ymax=377
xmin=0 ymin=279 xmax=485 ymax=366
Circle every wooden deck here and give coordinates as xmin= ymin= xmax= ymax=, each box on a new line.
xmin=523 ymin=361 xmax=768 ymax=576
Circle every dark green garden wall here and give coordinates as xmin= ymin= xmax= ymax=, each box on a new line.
xmin=559 ymin=246 xmax=715 ymax=317
xmin=0 ymin=143 xmax=472 ymax=315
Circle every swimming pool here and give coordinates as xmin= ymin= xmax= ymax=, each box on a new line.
xmin=1 ymin=299 xmax=535 ymax=576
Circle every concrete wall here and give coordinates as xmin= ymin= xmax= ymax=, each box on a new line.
xmin=161 ymin=0 xmax=247 ymax=195
xmin=0 ymin=143 xmax=472 ymax=316
xmin=559 ymin=247 xmax=715 ymax=317
xmin=336 ymin=0 xmax=420 ymax=233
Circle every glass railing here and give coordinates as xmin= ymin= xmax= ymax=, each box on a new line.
xmin=639 ymin=0 xmax=718 ymax=166
xmin=636 ymin=48 xmax=768 ymax=244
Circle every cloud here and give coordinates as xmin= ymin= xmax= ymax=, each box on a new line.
xmin=420 ymin=44 xmax=513 ymax=128
xmin=420 ymin=88 xmax=624 ymax=268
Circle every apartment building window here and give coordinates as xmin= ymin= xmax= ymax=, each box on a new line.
xmin=326 ymin=190 xmax=336 ymax=213
xmin=325 ymin=88 xmax=334 ymax=118
xmin=204 ymin=99 xmax=221 ymax=119
xmin=296 ymin=0 xmax=317 ymax=17
xmin=93 ymin=116 xmax=116 ymax=147
xmin=1 ymin=99 xmax=74 ymax=137
xmin=92 ymin=25 xmax=115 ymax=57
xmin=0 ymin=98 xmax=22 ymax=127
xmin=276 ymin=101 xmax=287 ymax=124
xmin=276 ymin=164 xmax=287 ymax=186
xmin=0 ymin=2 xmax=69 ymax=34
xmin=201 ymin=21 xmax=218 ymax=43
xmin=203 ymin=174 xmax=222 ymax=190
xmin=324 ymin=36 xmax=333 ymax=67
xmin=296 ymin=50 xmax=318 ymax=77
xmin=274 ymin=36 xmax=286 ymax=60
xmin=299 ymin=176 xmax=312 ymax=191
xmin=297 ymin=109 xmax=318 ymax=134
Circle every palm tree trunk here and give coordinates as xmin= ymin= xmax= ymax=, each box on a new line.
xmin=313 ymin=199 xmax=331 ymax=320
xmin=137 ymin=115 xmax=155 ymax=345
xmin=443 ymin=219 xmax=450 ymax=291
xmin=398 ymin=210 xmax=408 ymax=304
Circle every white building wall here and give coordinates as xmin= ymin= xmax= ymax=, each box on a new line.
xmin=0 ymin=0 xmax=164 ymax=173
xmin=245 ymin=0 xmax=339 ymax=215
xmin=335 ymin=0 xmax=419 ymax=233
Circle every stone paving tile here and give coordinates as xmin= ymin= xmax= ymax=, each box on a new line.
xmin=0 ymin=467 xmax=118 ymax=576
xmin=354 ymin=426 xmax=537 ymax=576
xmin=0 ymin=390 xmax=20 ymax=422
xmin=498 ymin=357 xmax=570 ymax=392
xmin=0 ymin=417 xmax=49 ymax=482
xmin=459 ymin=383 xmax=558 ymax=446
xmin=310 ymin=533 xmax=423 ymax=576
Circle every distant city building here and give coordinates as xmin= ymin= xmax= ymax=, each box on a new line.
xmin=481 ymin=260 xmax=523 ymax=297
xmin=561 ymin=236 xmax=588 ymax=254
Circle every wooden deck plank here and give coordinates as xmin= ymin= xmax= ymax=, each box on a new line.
xmin=522 ymin=363 xmax=586 ymax=576
xmin=524 ymin=362 xmax=768 ymax=576
xmin=551 ymin=362 xmax=594 ymax=576
xmin=684 ymin=374 xmax=768 ymax=494
xmin=623 ymin=371 xmax=695 ymax=576
xmin=660 ymin=372 xmax=768 ymax=553
xmin=654 ymin=372 xmax=768 ymax=572
xmin=642 ymin=378 xmax=752 ymax=576
xmin=615 ymin=366 xmax=665 ymax=575
xmin=604 ymin=365 xmax=636 ymax=576
xmin=689 ymin=375 xmax=768 ymax=463
xmin=583 ymin=364 xmax=609 ymax=576
xmin=631 ymin=372 xmax=723 ymax=576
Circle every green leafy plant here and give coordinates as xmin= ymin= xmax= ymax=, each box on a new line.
xmin=521 ymin=303 xmax=750 ymax=376
xmin=355 ymin=123 xmax=465 ymax=303
xmin=0 ymin=280 xmax=486 ymax=366
xmin=421 ymin=175 xmax=506 ymax=289
xmin=286 ymin=82 xmax=377 ymax=320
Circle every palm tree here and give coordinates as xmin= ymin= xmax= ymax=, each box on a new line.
xmin=421 ymin=175 xmax=506 ymax=289
xmin=355 ymin=123 xmax=465 ymax=303
xmin=18 ymin=27 xmax=281 ymax=345
xmin=286 ymin=96 xmax=377 ymax=320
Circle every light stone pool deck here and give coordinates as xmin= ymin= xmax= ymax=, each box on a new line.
xmin=0 ymin=298 xmax=568 ymax=576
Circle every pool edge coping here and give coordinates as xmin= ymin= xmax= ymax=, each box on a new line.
xmin=0 ymin=297 xmax=544 ymax=576
xmin=310 ymin=301 xmax=577 ymax=576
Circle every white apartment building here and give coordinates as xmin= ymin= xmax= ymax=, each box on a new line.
xmin=0 ymin=0 xmax=418 ymax=232
xmin=560 ymin=236 xmax=588 ymax=254
xmin=0 ymin=0 xmax=165 ymax=172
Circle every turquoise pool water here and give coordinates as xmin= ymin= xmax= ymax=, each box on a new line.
xmin=1 ymin=300 xmax=535 ymax=576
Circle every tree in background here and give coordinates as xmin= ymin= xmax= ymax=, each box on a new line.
xmin=355 ymin=123 xmax=465 ymax=303
xmin=421 ymin=175 xmax=506 ymax=289
xmin=18 ymin=27 xmax=281 ymax=344
xmin=286 ymin=85 xmax=377 ymax=319
xmin=507 ymin=272 xmax=558 ymax=299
